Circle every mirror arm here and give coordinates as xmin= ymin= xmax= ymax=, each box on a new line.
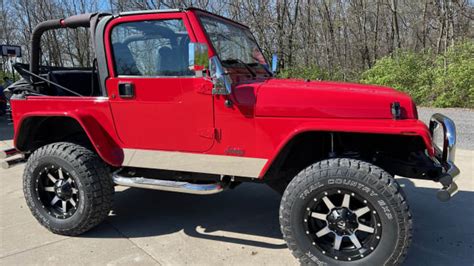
xmin=209 ymin=56 xmax=232 ymax=95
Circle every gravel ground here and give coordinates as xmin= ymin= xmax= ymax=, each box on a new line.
xmin=418 ymin=107 xmax=474 ymax=150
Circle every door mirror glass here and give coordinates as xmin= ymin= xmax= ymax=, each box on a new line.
xmin=271 ymin=54 xmax=278 ymax=74
xmin=209 ymin=56 xmax=232 ymax=95
xmin=189 ymin=43 xmax=209 ymax=73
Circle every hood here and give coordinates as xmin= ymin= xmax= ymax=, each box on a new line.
xmin=250 ymin=79 xmax=417 ymax=119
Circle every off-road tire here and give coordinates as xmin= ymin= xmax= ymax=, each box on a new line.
xmin=280 ymin=158 xmax=412 ymax=265
xmin=23 ymin=142 xmax=114 ymax=236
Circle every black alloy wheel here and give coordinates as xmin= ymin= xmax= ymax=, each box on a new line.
xmin=36 ymin=164 xmax=79 ymax=219
xmin=303 ymin=188 xmax=382 ymax=261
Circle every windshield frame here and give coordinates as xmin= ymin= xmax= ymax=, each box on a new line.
xmin=197 ymin=14 xmax=270 ymax=75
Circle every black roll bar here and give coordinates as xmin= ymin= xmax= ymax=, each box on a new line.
xmin=29 ymin=13 xmax=97 ymax=75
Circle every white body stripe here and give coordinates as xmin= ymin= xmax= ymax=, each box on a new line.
xmin=123 ymin=149 xmax=268 ymax=178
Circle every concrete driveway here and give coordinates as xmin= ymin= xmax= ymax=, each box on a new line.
xmin=1 ymin=114 xmax=473 ymax=265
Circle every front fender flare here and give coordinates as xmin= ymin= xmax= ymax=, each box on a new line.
xmin=258 ymin=119 xmax=434 ymax=178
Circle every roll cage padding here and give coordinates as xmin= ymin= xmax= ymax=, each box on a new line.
xmin=30 ymin=19 xmax=63 ymax=75
xmin=62 ymin=13 xmax=95 ymax=28
xmin=29 ymin=13 xmax=105 ymax=75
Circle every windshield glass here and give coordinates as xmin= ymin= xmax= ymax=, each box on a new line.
xmin=199 ymin=16 xmax=268 ymax=71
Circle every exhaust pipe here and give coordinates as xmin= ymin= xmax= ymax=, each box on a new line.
xmin=0 ymin=148 xmax=20 ymax=159
xmin=113 ymin=173 xmax=225 ymax=195
xmin=1 ymin=157 xmax=26 ymax=169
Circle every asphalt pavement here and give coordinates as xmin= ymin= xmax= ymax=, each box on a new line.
xmin=0 ymin=108 xmax=473 ymax=265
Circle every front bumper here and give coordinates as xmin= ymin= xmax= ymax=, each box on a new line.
xmin=429 ymin=113 xmax=460 ymax=201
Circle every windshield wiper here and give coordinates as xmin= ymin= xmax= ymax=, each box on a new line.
xmin=221 ymin=58 xmax=256 ymax=78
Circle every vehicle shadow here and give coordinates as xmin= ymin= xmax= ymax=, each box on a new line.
xmin=81 ymin=179 xmax=474 ymax=265
xmin=88 ymin=183 xmax=287 ymax=249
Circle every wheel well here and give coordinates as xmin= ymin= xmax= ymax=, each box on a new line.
xmin=16 ymin=116 xmax=93 ymax=152
xmin=264 ymin=131 xmax=431 ymax=184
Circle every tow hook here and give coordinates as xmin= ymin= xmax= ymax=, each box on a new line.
xmin=437 ymin=172 xmax=459 ymax=202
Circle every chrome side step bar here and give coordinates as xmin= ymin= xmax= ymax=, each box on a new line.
xmin=1 ymin=148 xmax=25 ymax=169
xmin=1 ymin=157 xmax=25 ymax=169
xmin=0 ymin=148 xmax=20 ymax=159
xmin=113 ymin=173 xmax=225 ymax=195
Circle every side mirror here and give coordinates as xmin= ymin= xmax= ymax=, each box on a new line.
xmin=189 ymin=43 xmax=209 ymax=74
xmin=271 ymin=54 xmax=278 ymax=74
xmin=209 ymin=56 xmax=232 ymax=95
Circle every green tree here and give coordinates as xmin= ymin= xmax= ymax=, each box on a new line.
xmin=431 ymin=42 xmax=474 ymax=107
xmin=360 ymin=42 xmax=473 ymax=108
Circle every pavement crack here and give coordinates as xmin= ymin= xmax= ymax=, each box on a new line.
xmin=0 ymin=237 xmax=70 ymax=259
xmin=106 ymin=221 xmax=162 ymax=265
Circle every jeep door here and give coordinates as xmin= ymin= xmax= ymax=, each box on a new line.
xmin=105 ymin=13 xmax=215 ymax=152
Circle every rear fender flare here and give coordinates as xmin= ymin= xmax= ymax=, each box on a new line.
xmin=15 ymin=113 xmax=123 ymax=166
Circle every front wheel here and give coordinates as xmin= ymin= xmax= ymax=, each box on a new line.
xmin=280 ymin=158 xmax=412 ymax=265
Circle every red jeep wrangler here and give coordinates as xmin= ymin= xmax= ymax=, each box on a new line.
xmin=1 ymin=8 xmax=460 ymax=265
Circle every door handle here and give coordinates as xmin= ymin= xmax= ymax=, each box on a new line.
xmin=118 ymin=82 xmax=135 ymax=98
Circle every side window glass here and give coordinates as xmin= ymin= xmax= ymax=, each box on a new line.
xmin=111 ymin=19 xmax=193 ymax=76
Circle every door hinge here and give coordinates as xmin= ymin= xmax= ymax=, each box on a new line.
xmin=199 ymin=128 xmax=220 ymax=140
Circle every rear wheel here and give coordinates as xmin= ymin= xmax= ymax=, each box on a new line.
xmin=280 ymin=158 xmax=412 ymax=265
xmin=23 ymin=142 xmax=114 ymax=236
